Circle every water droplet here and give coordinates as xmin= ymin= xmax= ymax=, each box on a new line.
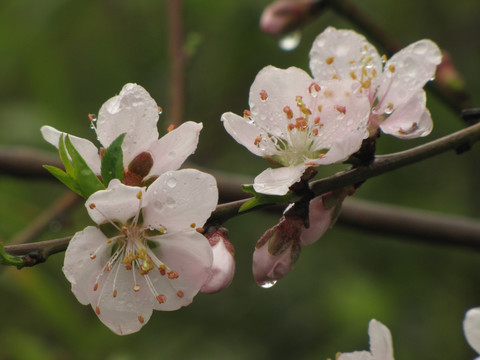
xmin=429 ymin=75 xmax=436 ymax=81
xmin=167 ymin=177 xmax=176 ymax=188
xmin=385 ymin=103 xmax=394 ymax=115
xmin=413 ymin=42 xmax=427 ymax=55
xmin=166 ymin=197 xmax=176 ymax=207
xmin=158 ymin=106 xmax=163 ymax=115
xmin=260 ymin=280 xmax=277 ymax=288
xmin=154 ymin=200 xmax=164 ymax=211
xmin=278 ymin=30 xmax=301 ymax=51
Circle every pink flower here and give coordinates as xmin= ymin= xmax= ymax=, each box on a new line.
xmin=41 ymin=83 xmax=202 ymax=185
xmin=338 ymin=319 xmax=395 ymax=360
xmin=222 ymin=66 xmax=370 ymax=195
xmin=310 ymin=27 xmax=441 ymax=139
xmin=463 ymin=308 xmax=480 ymax=359
xmin=200 ymin=227 xmax=236 ymax=294
xmin=63 ymin=169 xmax=218 ymax=335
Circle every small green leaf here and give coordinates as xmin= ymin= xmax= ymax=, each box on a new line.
xmin=101 ymin=133 xmax=126 ymax=186
xmin=43 ymin=165 xmax=84 ymax=197
xmin=0 ymin=242 xmax=24 ymax=267
xmin=239 ymin=184 xmax=295 ymax=212
xmin=58 ymin=134 xmax=75 ymax=177
xmin=64 ymin=135 xmax=105 ymax=198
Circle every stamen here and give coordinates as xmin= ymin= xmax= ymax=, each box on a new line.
xmin=113 ymin=289 xmax=118 ymax=298
xmin=260 ymin=89 xmax=268 ymax=101
xmin=95 ymin=306 xmax=101 ymax=315
xmin=283 ymin=106 xmax=293 ymax=119
xmin=190 ymin=223 xmax=196 ymax=228
xmin=388 ymin=64 xmax=396 ymax=73
xmin=133 ymin=284 xmax=141 ymax=292
xmin=167 ymin=270 xmax=179 ymax=279
xmin=243 ymin=109 xmax=252 ymax=117
xmin=325 ymin=57 xmax=335 ymax=64
xmin=305 ymin=161 xmax=316 ymax=166
xmin=167 ymin=124 xmax=175 ymax=132
xmin=93 ymin=283 xmax=99 ymax=291
xmin=308 ymin=82 xmax=321 ymax=94
xmin=157 ymin=295 xmax=166 ymax=304
xmin=334 ymin=105 xmax=346 ymax=114
xmin=254 ymin=135 xmax=262 ymax=146
xmin=177 ymin=291 xmax=184 ymax=298
xmin=196 ymin=227 xmax=204 ymax=233
xmin=349 ymin=71 xmax=357 ymax=80
xmin=138 ymin=316 xmax=145 ymax=324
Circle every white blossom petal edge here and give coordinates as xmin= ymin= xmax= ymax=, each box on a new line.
xmin=338 ymin=319 xmax=395 ymax=360
xmin=464 ymin=308 xmax=480 ymax=359
xmin=310 ymin=27 xmax=441 ymax=139
xmin=222 ymin=65 xmax=370 ymax=195
xmin=63 ymin=169 xmax=218 ymax=335
xmin=41 ymin=83 xmax=202 ymax=183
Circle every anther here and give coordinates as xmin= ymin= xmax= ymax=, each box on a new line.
xmin=93 ymin=283 xmax=99 ymax=291
xmin=260 ymin=89 xmax=268 ymax=101
xmin=90 ymin=254 xmax=96 ymax=260
xmin=283 ymin=106 xmax=293 ymax=119
xmin=167 ymin=124 xmax=175 ymax=132
xmin=177 ymin=290 xmax=184 ymax=298
xmin=113 ymin=289 xmax=118 ymax=298
xmin=254 ymin=135 xmax=262 ymax=146
xmin=317 ymin=105 xmax=322 ymax=112
xmin=308 ymin=82 xmax=321 ymax=94
xmin=196 ymin=227 xmax=204 ymax=233
xmin=133 ymin=284 xmax=141 ymax=292
xmin=325 ymin=57 xmax=335 ymax=65
xmin=156 ymin=295 xmax=166 ymax=304
xmin=332 ymin=74 xmax=339 ymax=80
xmin=388 ymin=64 xmax=396 ymax=73
xmin=190 ymin=223 xmax=196 ymax=228
xmin=105 ymin=264 xmax=112 ymax=271
xmin=334 ymin=105 xmax=346 ymax=114
xmin=167 ymin=271 xmax=179 ymax=279
xmin=243 ymin=109 xmax=252 ymax=117
xmin=349 ymin=71 xmax=357 ymax=80
xmin=159 ymin=265 xmax=167 ymax=275
xmin=136 ymin=191 xmax=143 ymax=200
xmin=158 ymin=106 xmax=163 ymax=114
xmin=305 ymin=161 xmax=316 ymax=166
xmin=138 ymin=316 xmax=145 ymax=324
xmin=95 ymin=306 xmax=101 ymax=315
xmin=89 ymin=203 xmax=96 ymax=209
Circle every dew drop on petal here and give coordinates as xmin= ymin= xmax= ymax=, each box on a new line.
xmin=166 ymin=197 xmax=176 ymax=208
xmin=167 ymin=177 xmax=177 ymax=188
xmin=260 ymin=280 xmax=277 ymax=288
xmin=413 ymin=42 xmax=427 ymax=55
xmin=278 ymin=30 xmax=301 ymax=51
xmin=154 ymin=200 xmax=164 ymax=211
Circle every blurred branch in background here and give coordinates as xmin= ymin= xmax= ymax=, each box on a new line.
xmin=260 ymin=0 xmax=474 ymax=116
xmin=3 ymin=121 xmax=480 ymax=268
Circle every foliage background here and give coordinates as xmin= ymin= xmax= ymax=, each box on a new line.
xmin=0 ymin=0 xmax=479 ymax=359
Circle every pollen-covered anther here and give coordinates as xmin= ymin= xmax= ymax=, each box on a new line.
xmin=283 ymin=106 xmax=293 ymax=119
xmin=317 ymin=105 xmax=322 ymax=112
xmin=326 ymin=56 xmax=335 ymax=65
xmin=389 ymin=64 xmax=396 ymax=73
xmin=314 ymin=117 xmax=323 ymax=126
xmin=190 ymin=223 xmax=196 ymax=228
xmin=167 ymin=270 xmax=179 ymax=279
xmin=361 ymin=78 xmax=371 ymax=89
xmin=121 ymin=225 xmax=128 ymax=233
xmin=93 ymin=283 xmax=99 ymax=291
xmin=308 ymin=82 xmax=321 ymax=94
xmin=95 ymin=306 xmax=101 ymax=315
xmin=88 ymin=114 xmax=96 ymax=123
xmin=105 ymin=263 xmax=112 ymax=271
xmin=381 ymin=54 xmax=387 ymax=63
xmin=260 ymin=89 xmax=268 ymax=101
xmin=89 ymin=203 xmax=96 ymax=209
xmin=288 ymin=123 xmax=296 ymax=131
xmin=196 ymin=227 xmax=205 ymax=233
xmin=156 ymin=295 xmax=166 ymax=304
xmin=304 ymin=161 xmax=316 ymax=166
xmin=349 ymin=71 xmax=357 ymax=80
xmin=334 ymin=105 xmax=346 ymax=114
xmin=312 ymin=128 xmax=319 ymax=136
xmin=318 ymin=153 xmax=325 ymax=159
xmin=136 ymin=191 xmax=143 ymax=200
xmin=254 ymin=135 xmax=262 ymax=146
xmin=167 ymin=124 xmax=175 ymax=132
xmin=90 ymin=254 xmax=96 ymax=260
xmin=158 ymin=106 xmax=163 ymax=114
xmin=243 ymin=109 xmax=252 ymax=117
xmin=133 ymin=284 xmax=141 ymax=292
xmin=138 ymin=316 xmax=145 ymax=324
xmin=295 ymin=117 xmax=308 ymax=130
xmin=159 ymin=264 xmax=167 ymax=275
xmin=113 ymin=289 xmax=118 ymax=298
xmin=177 ymin=290 xmax=184 ymax=298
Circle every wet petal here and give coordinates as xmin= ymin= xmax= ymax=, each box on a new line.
xmin=86 ymin=179 xmax=144 ymax=225
xmin=40 ymin=125 xmax=101 ymax=175
xmin=337 ymin=351 xmax=374 ymax=360
xmin=97 ymin=83 xmax=160 ymax=166
xmin=148 ymin=231 xmax=213 ymax=310
xmin=464 ymin=308 xmax=480 ymax=355
xmin=376 ymin=40 xmax=441 ymax=113
xmin=369 ymin=319 xmax=395 ymax=360
xmin=147 ymin=121 xmax=203 ymax=177
xmin=63 ymin=226 xmax=112 ymax=305
xmin=143 ymin=169 xmax=218 ymax=233
xmin=309 ymin=27 xmax=381 ymax=86
xmin=299 ymin=195 xmax=333 ymax=245
xmin=380 ymin=90 xmax=432 ymax=139
xmin=253 ymin=165 xmax=306 ymax=196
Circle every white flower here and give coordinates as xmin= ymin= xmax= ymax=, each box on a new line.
xmin=464 ymin=308 xmax=480 ymax=359
xmin=338 ymin=319 xmax=395 ymax=360
xmin=310 ymin=27 xmax=442 ymax=139
xmin=222 ymin=66 xmax=371 ymax=195
xmin=41 ymin=83 xmax=202 ymax=184
xmin=63 ymin=169 xmax=218 ymax=335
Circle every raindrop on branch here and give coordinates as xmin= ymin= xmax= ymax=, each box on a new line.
xmin=278 ymin=31 xmax=301 ymax=51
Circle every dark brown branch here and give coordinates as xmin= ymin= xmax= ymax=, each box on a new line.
xmin=0 ymin=146 xmax=62 ymax=179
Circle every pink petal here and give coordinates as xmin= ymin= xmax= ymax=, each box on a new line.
xmin=40 ymin=125 xmax=101 ymax=175
xmin=221 ymin=112 xmax=268 ymax=157
xmin=464 ymin=308 xmax=480 ymax=355
xmin=253 ymin=165 xmax=307 ymax=196
xmin=248 ymin=65 xmax=316 ymax=138
xmin=369 ymin=319 xmax=395 ymax=360
xmin=143 ymin=169 xmax=218 ymax=233
xmin=63 ymin=226 xmax=111 ymax=305
xmin=309 ymin=27 xmax=381 ymax=85
xmin=147 ymin=231 xmax=213 ymax=310
xmin=376 ymin=40 xmax=441 ymax=114
xmin=147 ymin=121 xmax=203 ymax=177
xmin=337 ymin=351 xmax=374 ymax=360
xmin=96 ymin=83 xmax=160 ymax=166
xmin=86 ymin=179 xmax=144 ymax=225
xmin=379 ymin=90 xmax=432 ymax=139
xmin=300 ymin=195 xmax=333 ymax=245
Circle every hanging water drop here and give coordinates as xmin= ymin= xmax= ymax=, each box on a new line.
xmin=158 ymin=106 xmax=163 ymax=115
xmin=89 ymin=114 xmax=97 ymax=129
xmin=167 ymin=177 xmax=177 ymax=188
xmin=260 ymin=280 xmax=277 ymax=288
xmin=278 ymin=30 xmax=301 ymax=52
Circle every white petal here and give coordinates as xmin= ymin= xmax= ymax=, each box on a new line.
xmin=309 ymin=27 xmax=381 ymax=85
xmin=380 ymin=91 xmax=432 ymax=139
xmin=376 ymin=40 xmax=441 ymax=113
xmin=92 ymin=262 xmax=155 ymax=335
xmin=96 ymin=83 xmax=160 ymax=166
xmin=221 ymin=112 xmax=268 ymax=157
xmin=148 ymin=231 xmax=213 ymax=310
xmin=464 ymin=308 xmax=480 ymax=355
xmin=86 ymin=179 xmax=144 ymax=225
xmin=147 ymin=121 xmax=203 ymax=176
xmin=63 ymin=226 xmax=112 ymax=305
xmin=337 ymin=351 xmax=374 ymax=360
xmin=40 ymin=125 xmax=101 ymax=175
xmin=253 ymin=165 xmax=306 ymax=196
xmin=143 ymin=169 xmax=218 ymax=233
xmin=200 ymin=237 xmax=235 ymax=294
xmin=369 ymin=319 xmax=395 ymax=360
xmin=248 ymin=65 xmax=315 ymax=137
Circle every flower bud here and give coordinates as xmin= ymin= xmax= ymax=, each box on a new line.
xmin=253 ymin=216 xmax=303 ymax=287
xmin=124 ymin=151 xmax=154 ymax=186
xmin=200 ymin=227 xmax=235 ymax=294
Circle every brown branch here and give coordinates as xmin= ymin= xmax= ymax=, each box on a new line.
xmin=0 ymin=146 xmax=61 ymax=179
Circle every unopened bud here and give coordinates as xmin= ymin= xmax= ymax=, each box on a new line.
xmin=128 ymin=151 xmax=154 ymax=178
xmin=200 ymin=227 xmax=236 ymax=294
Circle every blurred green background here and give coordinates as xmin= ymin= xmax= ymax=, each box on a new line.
xmin=0 ymin=0 xmax=479 ymax=359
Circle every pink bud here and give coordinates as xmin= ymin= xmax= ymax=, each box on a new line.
xmin=253 ymin=216 xmax=303 ymax=287
xmin=200 ymin=227 xmax=236 ymax=294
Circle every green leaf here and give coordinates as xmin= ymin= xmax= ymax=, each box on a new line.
xmin=101 ymin=133 xmax=126 ymax=186
xmin=58 ymin=134 xmax=75 ymax=177
xmin=64 ymin=135 xmax=105 ymax=198
xmin=43 ymin=165 xmax=84 ymax=197
xmin=239 ymin=184 xmax=295 ymax=212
